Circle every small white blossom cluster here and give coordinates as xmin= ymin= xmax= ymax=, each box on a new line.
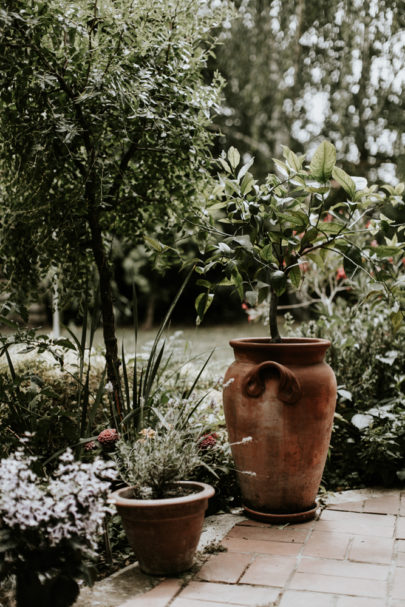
xmin=0 ymin=448 xmax=116 ymax=550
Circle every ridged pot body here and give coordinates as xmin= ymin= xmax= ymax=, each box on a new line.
xmin=112 ymin=481 xmax=214 ymax=575
xmin=223 ymin=338 xmax=336 ymax=517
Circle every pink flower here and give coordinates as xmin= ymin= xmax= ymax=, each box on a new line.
xmin=299 ymin=261 xmax=309 ymax=273
xmin=241 ymin=302 xmax=248 ymax=310
xmin=370 ymin=240 xmax=378 ymax=248
xmin=323 ymin=213 xmax=333 ymax=223
xmin=84 ymin=441 xmax=97 ymax=452
xmin=336 ymin=267 xmax=347 ymax=281
xmin=198 ymin=433 xmax=218 ymax=450
xmin=97 ymin=428 xmax=119 ymax=451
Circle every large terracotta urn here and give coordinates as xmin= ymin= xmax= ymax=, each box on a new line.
xmin=223 ymin=337 xmax=336 ymax=523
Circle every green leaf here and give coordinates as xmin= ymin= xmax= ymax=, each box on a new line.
xmin=310 ymin=141 xmax=336 ymax=181
xmin=231 ymin=269 xmax=244 ymax=299
xmin=0 ymin=316 xmax=19 ymax=329
xmin=208 ymin=201 xmax=227 ymax=211
xmin=228 ymin=147 xmax=240 ymax=170
xmin=260 ymin=243 xmax=276 ymax=262
xmin=232 ymin=235 xmax=253 ymax=250
xmin=269 ymin=270 xmax=287 ymax=295
xmin=53 ymin=338 xmax=77 ymax=351
xmin=217 ymin=278 xmax=233 ymax=286
xmin=196 ymin=279 xmax=212 ymax=289
xmin=332 ymin=166 xmax=356 ymax=199
xmin=273 ymin=158 xmax=289 ymax=176
xmin=241 ymin=172 xmax=255 ymax=195
xmin=300 ymin=227 xmax=319 ymax=247
xmin=237 ymin=158 xmax=254 ymax=181
xmin=280 ymin=210 xmax=309 ymax=228
xmin=390 ymin=309 xmax=403 ymax=333
xmin=195 ymin=292 xmax=214 ymax=324
xmin=304 ymin=181 xmax=331 ymax=194
xmin=224 ymin=178 xmax=240 ymax=195
xmin=218 ymin=158 xmax=231 ymax=173
xmin=282 ymin=146 xmax=302 ymax=172
xmin=144 ymin=236 xmax=163 ymax=252
xmin=320 ymin=222 xmax=343 ymax=234
xmin=374 ymin=245 xmax=401 ymax=257
xmin=306 ymin=252 xmax=325 ymax=267
xmin=288 ymin=265 xmax=301 ymax=288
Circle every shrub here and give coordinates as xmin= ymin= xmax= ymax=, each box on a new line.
xmin=0 ymin=446 xmax=115 ymax=607
xmin=290 ymin=301 xmax=405 ymax=488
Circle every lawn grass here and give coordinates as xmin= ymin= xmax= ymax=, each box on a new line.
xmin=0 ymin=319 xmax=275 ymax=377
xmin=103 ymin=320 xmax=271 ymax=375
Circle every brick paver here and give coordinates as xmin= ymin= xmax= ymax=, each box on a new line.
xmin=239 ymin=554 xmax=297 ymax=586
xmin=118 ymin=579 xmax=181 ymax=607
xmin=400 ymin=494 xmax=405 ymax=516
xmin=349 ymin=535 xmax=395 ymax=564
xmin=175 ymin=581 xmax=280 ymax=605
xmin=391 ymin=567 xmax=405 ymax=600
xmin=222 ymin=536 xmax=303 ymax=556
xmin=329 ymin=493 xmax=401 ymax=515
xmin=362 ymin=493 xmax=400 ymax=514
xmin=279 ymin=590 xmax=336 ymax=607
xmin=297 ymin=556 xmax=389 ymax=580
xmin=288 ymin=571 xmax=387 ymax=597
xmin=316 ymin=509 xmax=396 ymax=537
xmin=171 ymin=600 xmax=244 ymax=607
xmin=226 ymin=521 xmax=311 ymax=543
xmin=396 ymin=516 xmax=405 ymax=538
xmin=116 ymin=490 xmax=405 ymax=607
xmin=336 ymin=598 xmax=386 ymax=607
xmin=196 ymin=552 xmax=251 ymax=583
xmin=302 ymin=530 xmax=351 ymax=559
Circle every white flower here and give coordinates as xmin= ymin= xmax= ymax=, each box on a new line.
xmin=222 ymin=377 xmax=235 ymax=389
xmin=0 ymin=448 xmax=116 ymax=552
xmin=230 ymin=436 xmax=252 ymax=446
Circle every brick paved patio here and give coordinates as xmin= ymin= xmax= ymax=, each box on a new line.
xmin=117 ymin=491 xmax=405 ymax=607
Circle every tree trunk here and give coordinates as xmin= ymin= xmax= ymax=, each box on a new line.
xmin=269 ymin=288 xmax=282 ymax=342
xmin=141 ymin=292 xmax=156 ymax=330
xmin=86 ymin=183 xmax=122 ymax=415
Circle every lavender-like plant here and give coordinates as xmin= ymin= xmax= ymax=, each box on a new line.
xmin=0 ymin=447 xmax=116 ymax=607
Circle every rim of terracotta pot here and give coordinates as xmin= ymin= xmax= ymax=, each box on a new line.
xmin=229 ymin=337 xmax=331 ymax=365
xmin=111 ymin=480 xmax=215 ymax=508
xmin=229 ymin=337 xmax=331 ymax=348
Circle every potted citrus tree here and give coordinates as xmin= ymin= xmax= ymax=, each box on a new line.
xmin=194 ymin=141 xmax=404 ymax=523
xmin=111 ymin=415 xmax=215 ymax=575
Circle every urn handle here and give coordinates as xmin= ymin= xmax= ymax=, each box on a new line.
xmin=242 ymin=361 xmax=302 ymax=404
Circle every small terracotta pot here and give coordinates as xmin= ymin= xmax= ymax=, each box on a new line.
xmin=223 ymin=337 xmax=336 ymax=523
xmin=112 ymin=481 xmax=214 ymax=575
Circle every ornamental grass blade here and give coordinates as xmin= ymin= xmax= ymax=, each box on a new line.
xmin=143 ymin=340 xmax=165 ymax=402
xmin=121 ymin=341 xmax=130 ymax=415
xmin=184 ymin=349 xmax=214 ymax=399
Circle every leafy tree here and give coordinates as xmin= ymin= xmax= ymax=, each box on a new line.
xmin=214 ymin=0 xmax=405 ymax=181
xmin=0 ymin=0 xmax=229 ymax=401
xmin=195 ymin=143 xmax=404 ymax=341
